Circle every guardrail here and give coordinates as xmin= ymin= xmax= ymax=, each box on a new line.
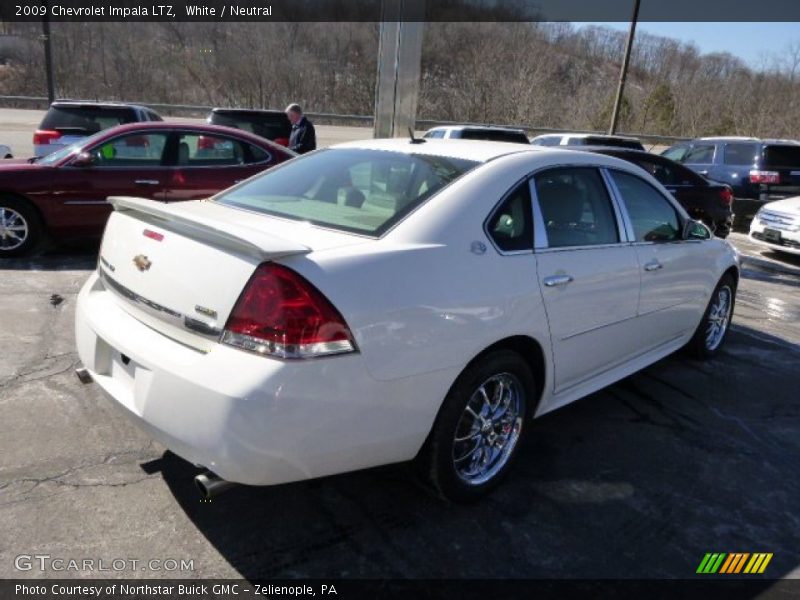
xmin=0 ymin=94 xmax=688 ymax=146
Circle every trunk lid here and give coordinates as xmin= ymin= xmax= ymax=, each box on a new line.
xmin=98 ymin=196 xmax=364 ymax=351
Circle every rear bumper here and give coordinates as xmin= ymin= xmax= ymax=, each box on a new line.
xmin=75 ymin=271 xmax=450 ymax=486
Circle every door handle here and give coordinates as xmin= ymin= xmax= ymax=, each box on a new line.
xmin=698 ymin=170 xmax=709 ymax=176
xmin=135 ymin=179 xmax=160 ymax=185
xmin=644 ymin=260 xmax=663 ymax=272
xmin=543 ymin=275 xmax=574 ymax=287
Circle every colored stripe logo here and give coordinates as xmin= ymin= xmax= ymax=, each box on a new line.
xmin=697 ymin=553 xmax=773 ymax=574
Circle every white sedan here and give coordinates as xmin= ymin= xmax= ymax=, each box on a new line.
xmin=75 ymin=139 xmax=739 ymax=502
xmin=749 ymin=196 xmax=800 ymax=256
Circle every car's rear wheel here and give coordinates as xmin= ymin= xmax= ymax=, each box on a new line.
xmin=416 ymin=350 xmax=534 ymax=503
xmin=0 ymin=197 xmax=42 ymax=258
xmin=684 ymin=274 xmax=736 ymax=359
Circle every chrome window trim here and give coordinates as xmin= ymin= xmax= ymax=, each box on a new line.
xmin=600 ymin=167 xmax=635 ymax=242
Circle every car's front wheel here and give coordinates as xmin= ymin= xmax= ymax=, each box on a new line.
xmin=685 ymin=273 xmax=736 ymax=359
xmin=417 ymin=350 xmax=535 ymax=503
xmin=0 ymin=196 xmax=43 ymax=258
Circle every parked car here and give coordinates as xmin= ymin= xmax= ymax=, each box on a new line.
xmin=531 ymin=133 xmax=645 ymax=151
xmin=0 ymin=122 xmax=294 ymax=257
xmin=423 ymin=125 xmax=530 ymax=144
xmin=749 ymin=196 xmax=800 ymax=255
xmin=661 ymin=137 xmax=800 ymax=201
xmin=74 ymin=139 xmax=738 ymax=502
xmin=207 ymin=108 xmax=292 ymax=147
xmin=0 ymin=144 xmax=12 ymax=159
xmin=34 ymin=101 xmax=162 ymax=157
xmin=583 ymin=147 xmax=734 ymax=237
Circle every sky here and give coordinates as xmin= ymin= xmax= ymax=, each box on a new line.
xmin=573 ymin=22 xmax=800 ymax=68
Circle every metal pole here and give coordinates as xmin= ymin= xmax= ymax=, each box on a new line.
xmin=374 ymin=0 xmax=424 ymax=138
xmin=609 ymin=0 xmax=641 ymax=135
xmin=41 ymin=2 xmax=56 ymax=103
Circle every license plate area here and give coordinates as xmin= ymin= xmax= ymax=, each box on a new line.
xmin=763 ymin=228 xmax=782 ymax=243
xmin=110 ymin=351 xmax=137 ymax=390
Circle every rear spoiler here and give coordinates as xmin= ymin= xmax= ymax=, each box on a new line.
xmin=109 ymin=196 xmax=311 ymax=260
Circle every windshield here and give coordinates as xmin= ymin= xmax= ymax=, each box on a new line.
xmin=37 ymin=130 xmax=109 ymax=165
xmin=215 ymin=148 xmax=479 ymax=236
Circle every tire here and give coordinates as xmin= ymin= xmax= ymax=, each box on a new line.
xmin=0 ymin=196 xmax=43 ymax=258
xmin=416 ymin=350 xmax=535 ymax=503
xmin=684 ymin=274 xmax=736 ymax=359
xmin=3 ymin=154 xmax=12 ymax=159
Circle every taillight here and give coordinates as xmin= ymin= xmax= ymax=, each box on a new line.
xmin=275 ymin=137 xmax=290 ymax=147
xmin=33 ymin=129 xmax=61 ymax=146
xmin=749 ymin=170 xmax=780 ymax=184
xmin=719 ymin=187 xmax=733 ymax=206
xmin=221 ymin=263 xmax=356 ymax=359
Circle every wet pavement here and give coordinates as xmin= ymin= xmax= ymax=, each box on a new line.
xmin=0 ymin=240 xmax=798 ymax=580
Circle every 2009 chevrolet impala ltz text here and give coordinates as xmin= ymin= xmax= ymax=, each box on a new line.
xmin=74 ymin=139 xmax=739 ymax=502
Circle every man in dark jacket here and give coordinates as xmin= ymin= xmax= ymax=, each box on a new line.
xmin=285 ymin=103 xmax=316 ymax=154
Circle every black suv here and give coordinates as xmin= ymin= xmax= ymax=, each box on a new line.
xmin=34 ymin=101 xmax=162 ymax=157
xmin=663 ymin=137 xmax=800 ymax=200
xmin=207 ymin=109 xmax=292 ymax=147
xmin=585 ymin=147 xmax=734 ymax=237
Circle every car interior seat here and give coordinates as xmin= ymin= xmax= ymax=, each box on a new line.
xmin=537 ymin=180 xmax=588 ymax=247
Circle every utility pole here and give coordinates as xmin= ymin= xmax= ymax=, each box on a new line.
xmin=41 ymin=2 xmax=56 ymax=103
xmin=609 ymin=0 xmax=641 ymax=135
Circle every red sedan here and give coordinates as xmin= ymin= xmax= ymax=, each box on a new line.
xmin=0 ymin=122 xmax=296 ymax=257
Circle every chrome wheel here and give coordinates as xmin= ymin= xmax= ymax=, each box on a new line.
xmin=452 ymin=372 xmax=524 ymax=486
xmin=0 ymin=207 xmax=28 ymax=251
xmin=705 ymin=285 xmax=732 ymax=351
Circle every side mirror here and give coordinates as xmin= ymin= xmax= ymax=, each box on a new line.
xmin=683 ymin=219 xmax=712 ymax=240
xmin=71 ymin=151 xmax=96 ymax=167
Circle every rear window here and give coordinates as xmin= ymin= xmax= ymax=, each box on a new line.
xmin=209 ymin=112 xmax=291 ymax=141
xmin=459 ymin=129 xmax=529 ymax=144
xmin=763 ymin=145 xmax=800 ymax=168
xmin=215 ymin=148 xmax=478 ymax=236
xmin=723 ymin=143 xmax=758 ymax=165
xmin=583 ymin=136 xmax=644 ymax=150
xmin=40 ymin=106 xmax=138 ymax=134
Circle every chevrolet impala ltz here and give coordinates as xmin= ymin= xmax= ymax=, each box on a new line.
xmin=74 ymin=139 xmax=739 ymax=502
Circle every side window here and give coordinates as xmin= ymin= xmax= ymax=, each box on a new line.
xmin=487 ymin=181 xmax=533 ymax=252
xmin=723 ymin=142 xmax=758 ymax=166
xmin=631 ymin=158 xmax=678 ymax=186
xmin=91 ymin=133 xmax=168 ymax=166
xmin=533 ymin=136 xmax=560 ymax=147
xmin=177 ymin=133 xmax=245 ymax=166
xmin=534 ymin=167 xmax=620 ymax=248
xmin=662 ymin=144 xmax=689 ymax=162
xmin=425 ymin=130 xmax=446 ymax=139
xmin=246 ymin=143 xmax=272 ymax=164
xmin=610 ymin=170 xmax=681 ymax=242
xmin=683 ymin=143 xmax=716 ymax=164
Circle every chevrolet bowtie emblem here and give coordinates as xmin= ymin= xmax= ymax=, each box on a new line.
xmin=133 ymin=255 xmax=152 ymax=272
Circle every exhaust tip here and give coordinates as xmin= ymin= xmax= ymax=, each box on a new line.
xmin=195 ymin=471 xmax=236 ymax=499
xmin=75 ymin=367 xmax=93 ymax=384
